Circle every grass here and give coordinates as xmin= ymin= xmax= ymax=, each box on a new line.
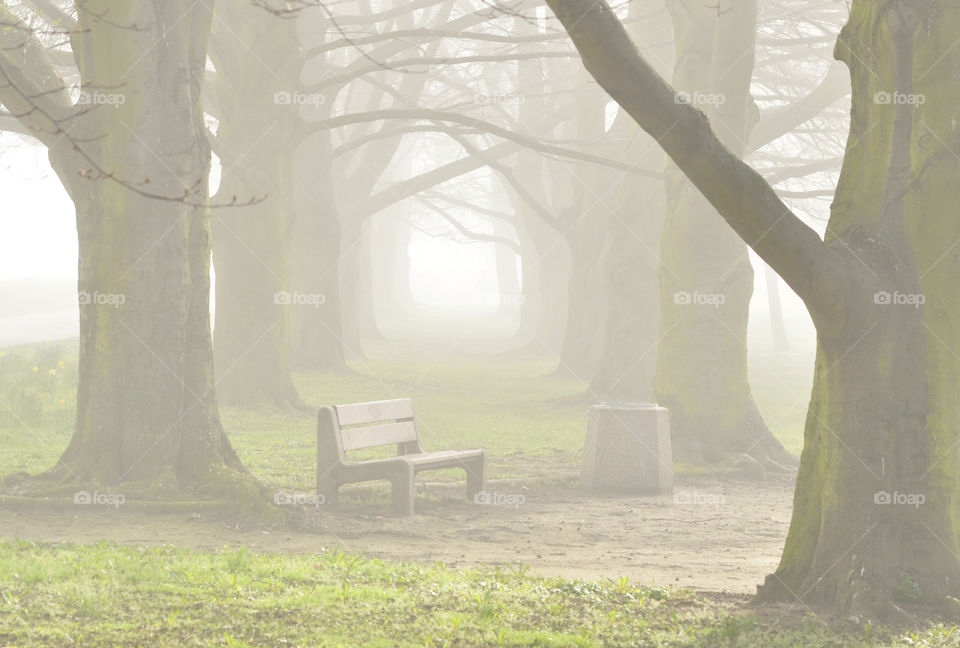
xmin=2 ymin=539 xmax=956 ymax=648
xmin=0 ymin=337 xmax=812 ymax=486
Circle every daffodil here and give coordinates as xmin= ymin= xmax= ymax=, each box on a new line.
xmin=58 ymin=361 xmax=65 ymax=368
xmin=49 ymin=369 xmax=57 ymax=376
xmin=31 ymin=366 xmax=38 ymax=373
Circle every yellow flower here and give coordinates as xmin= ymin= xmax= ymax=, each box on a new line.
xmin=49 ymin=369 xmax=57 ymax=376
xmin=31 ymin=366 xmax=38 ymax=373
xmin=59 ymin=399 xmax=65 ymax=405
xmin=58 ymin=361 xmax=65 ymax=369
xmin=44 ymin=341 xmax=50 ymax=346
xmin=0 ymin=351 xmax=6 ymax=358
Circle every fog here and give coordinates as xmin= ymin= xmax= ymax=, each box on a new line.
xmin=3 ymin=0 xmax=956 ymax=644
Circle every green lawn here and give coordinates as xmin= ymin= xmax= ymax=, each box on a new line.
xmin=1 ymin=539 xmax=954 ymax=648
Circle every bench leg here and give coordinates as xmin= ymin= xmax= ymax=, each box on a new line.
xmin=465 ymin=454 xmax=487 ymax=500
xmin=317 ymin=478 xmax=340 ymax=509
xmin=391 ymin=463 xmax=416 ymax=516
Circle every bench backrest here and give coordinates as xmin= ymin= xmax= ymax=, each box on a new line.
xmin=333 ymin=398 xmax=419 ymax=452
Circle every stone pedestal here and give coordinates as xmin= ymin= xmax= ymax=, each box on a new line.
xmin=580 ymin=402 xmax=673 ymax=494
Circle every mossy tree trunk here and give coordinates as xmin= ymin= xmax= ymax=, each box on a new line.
xmin=549 ymin=0 xmax=960 ymax=616
xmin=208 ymin=0 xmax=302 ymax=409
xmin=653 ymin=0 xmax=792 ymax=468
xmin=50 ymin=0 xmax=248 ymax=492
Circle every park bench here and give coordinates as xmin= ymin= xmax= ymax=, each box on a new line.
xmin=316 ymin=398 xmax=486 ymax=515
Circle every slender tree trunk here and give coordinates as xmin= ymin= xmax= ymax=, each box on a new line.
xmin=493 ymin=219 xmax=522 ymax=317
xmin=553 ymin=81 xmax=612 ymax=381
xmin=764 ymin=264 xmax=790 ymax=353
xmin=290 ymin=133 xmax=347 ymax=371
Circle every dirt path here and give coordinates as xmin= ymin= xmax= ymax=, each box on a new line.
xmin=0 ymin=477 xmax=793 ymax=594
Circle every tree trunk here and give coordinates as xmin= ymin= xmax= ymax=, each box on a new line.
xmin=552 ymin=80 xmax=612 ymax=381
xmin=590 ymin=0 xmax=672 ymax=402
xmin=756 ymin=2 xmax=960 ymax=615
xmin=209 ymin=0 xmax=301 ymax=409
xmin=764 ymin=264 xmax=790 ymax=353
xmin=52 ymin=0 xmax=249 ymax=494
xmin=290 ymin=133 xmax=347 ymax=371
xmin=654 ymin=0 xmax=792 ymax=468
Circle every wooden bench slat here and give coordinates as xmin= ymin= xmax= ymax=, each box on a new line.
xmin=335 ymin=398 xmax=415 ymax=426
xmin=340 ymin=421 xmax=419 ymax=451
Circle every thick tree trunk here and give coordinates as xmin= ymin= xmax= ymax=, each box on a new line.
xmin=654 ymin=0 xmax=792 ymax=468
xmin=756 ymin=3 xmax=960 ymax=615
xmin=209 ymin=0 xmax=301 ymax=408
xmin=52 ymin=0 xmax=249 ymax=494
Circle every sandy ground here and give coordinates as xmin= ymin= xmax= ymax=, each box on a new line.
xmin=0 ymin=476 xmax=793 ymax=595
